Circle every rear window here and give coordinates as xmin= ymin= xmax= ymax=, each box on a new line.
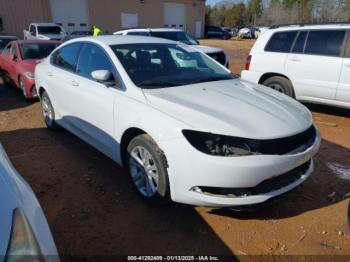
xmin=37 ymin=26 xmax=62 ymax=34
xmin=291 ymin=31 xmax=307 ymax=53
xmin=304 ymin=30 xmax=346 ymax=57
xmin=265 ymin=31 xmax=297 ymax=53
xmin=20 ymin=43 xmax=57 ymax=60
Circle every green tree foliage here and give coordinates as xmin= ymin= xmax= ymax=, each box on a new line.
xmin=205 ymin=0 xmax=350 ymax=27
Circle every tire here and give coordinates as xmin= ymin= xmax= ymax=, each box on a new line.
xmin=41 ymin=91 xmax=59 ymax=130
xmin=262 ymin=76 xmax=295 ymax=98
xmin=127 ymin=134 xmax=171 ymax=206
xmin=2 ymin=72 xmax=12 ymax=87
xmin=19 ymin=77 xmax=29 ymax=99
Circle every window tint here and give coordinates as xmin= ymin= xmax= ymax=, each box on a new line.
xmin=292 ymin=31 xmax=307 ymax=53
xmin=30 ymin=25 xmax=36 ymax=35
xmin=127 ymin=31 xmax=150 ymax=36
xmin=77 ymin=43 xmax=115 ymax=80
xmin=2 ymin=43 xmax=11 ymax=55
xmin=10 ymin=44 xmax=18 ymax=57
xmin=52 ymin=43 xmax=81 ymax=71
xmin=20 ymin=43 xmax=57 ymax=60
xmin=265 ymin=31 xmax=297 ymax=53
xmin=304 ymin=30 xmax=346 ymax=57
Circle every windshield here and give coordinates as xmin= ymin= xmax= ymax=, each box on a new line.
xmin=150 ymin=31 xmax=198 ymax=45
xmin=37 ymin=26 xmax=62 ymax=34
xmin=19 ymin=43 xmax=57 ymax=60
xmin=110 ymin=43 xmax=235 ymax=88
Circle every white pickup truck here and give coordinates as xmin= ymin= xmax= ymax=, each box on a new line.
xmin=23 ymin=23 xmax=67 ymax=41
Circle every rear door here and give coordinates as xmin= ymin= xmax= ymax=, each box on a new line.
xmin=336 ymin=31 xmax=350 ymax=103
xmin=285 ymin=29 xmax=346 ymax=100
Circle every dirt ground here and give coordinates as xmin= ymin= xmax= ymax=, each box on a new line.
xmin=0 ymin=38 xmax=350 ymax=260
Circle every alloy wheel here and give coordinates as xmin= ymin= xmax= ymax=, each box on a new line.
xmin=129 ymin=146 xmax=159 ymax=197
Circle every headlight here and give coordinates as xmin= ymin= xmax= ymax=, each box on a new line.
xmin=6 ymin=209 xmax=43 ymax=261
xmin=182 ymin=130 xmax=258 ymax=157
xmin=24 ymin=72 xmax=35 ymax=80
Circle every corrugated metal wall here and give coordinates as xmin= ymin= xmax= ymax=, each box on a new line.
xmin=0 ymin=0 xmax=51 ymax=37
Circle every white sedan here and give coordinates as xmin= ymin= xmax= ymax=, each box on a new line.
xmin=0 ymin=144 xmax=59 ymax=261
xmin=35 ymin=36 xmax=321 ymax=207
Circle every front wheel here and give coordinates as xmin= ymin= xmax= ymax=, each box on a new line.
xmin=127 ymin=134 xmax=171 ymax=206
xmin=263 ymin=76 xmax=295 ymax=98
xmin=19 ymin=77 xmax=28 ymax=99
xmin=41 ymin=91 xmax=59 ymax=130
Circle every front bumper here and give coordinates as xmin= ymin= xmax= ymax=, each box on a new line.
xmin=158 ymin=130 xmax=321 ymax=207
xmin=23 ymin=77 xmax=38 ymax=98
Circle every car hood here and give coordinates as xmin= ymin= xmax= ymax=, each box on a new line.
xmin=142 ymin=79 xmax=312 ymax=139
xmin=21 ymin=59 xmax=41 ymax=71
xmin=192 ymin=45 xmax=224 ymax=54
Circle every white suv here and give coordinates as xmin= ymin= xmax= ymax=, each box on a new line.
xmin=241 ymin=24 xmax=350 ymax=109
xmin=114 ymin=28 xmax=229 ymax=68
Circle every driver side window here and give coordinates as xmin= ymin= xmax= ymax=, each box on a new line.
xmin=76 ymin=43 xmax=115 ymax=81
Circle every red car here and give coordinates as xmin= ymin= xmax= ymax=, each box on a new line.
xmin=0 ymin=40 xmax=59 ymax=99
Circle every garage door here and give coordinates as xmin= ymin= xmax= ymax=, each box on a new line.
xmin=50 ymin=0 xmax=89 ymax=33
xmin=164 ymin=3 xmax=186 ymax=29
xmin=121 ymin=13 xmax=139 ymax=29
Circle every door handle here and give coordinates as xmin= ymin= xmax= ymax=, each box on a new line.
xmin=344 ymin=63 xmax=350 ymax=67
xmin=71 ymin=81 xmax=79 ymax=87
xmin=289 ymin=57 xmax=301 ymax=62
xmin=46 ymin=72 xmax=53 ymax=76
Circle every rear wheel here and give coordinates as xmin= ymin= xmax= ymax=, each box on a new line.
xmin=127 ymin=134 xmax=171 ymax=206
xmin=41 ymin=91 xmax=59 ymax=130
xmin=263 ymin=76 xmax=295 ymax=98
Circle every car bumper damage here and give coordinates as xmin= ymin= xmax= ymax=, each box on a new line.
xmin=159 ymin=128 xmax=321 ymax=207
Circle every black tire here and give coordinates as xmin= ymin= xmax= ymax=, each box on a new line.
xmin=263 ymin=76 xmax=295 ymax=98
xmin=2 ymin=71 xmax=12 ymax=87
xmin=41 ymin=91 xmax=60 ymax=130
xmin=127 ymin=134 xmax=171 ymax=206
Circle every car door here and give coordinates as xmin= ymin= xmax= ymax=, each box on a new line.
xmin=8 ymin=44 xmax=19 ymax=82
xmin=46 ymin=42 xmax=83 ymax=120
xmin=285 ymin=29 xmax=346 ymax=100
xmin=69 ymin=43 xmax=119 ymax=158
xmin=336 ymin=31 xmax=350 ymax=104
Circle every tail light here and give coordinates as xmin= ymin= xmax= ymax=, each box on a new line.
xmin=245 ymin=55 xmax=252 ymax=71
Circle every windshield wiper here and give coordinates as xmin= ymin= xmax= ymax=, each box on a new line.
xmin=196 ymin=76 xmax=234 ymax=83
xmin=138 ymin=81 xmax=187 ymax=88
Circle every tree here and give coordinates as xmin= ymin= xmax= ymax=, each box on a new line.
xmin=224 ymin=3 xmax=246 ymax=27
xmin=248 ymin=0 xmax=263 ymax=26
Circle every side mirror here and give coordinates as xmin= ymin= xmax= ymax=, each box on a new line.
xmin=91 ymin=70 xmax=116 ymax=87
xmin=10 ymin=54 xmax=17 ymax=61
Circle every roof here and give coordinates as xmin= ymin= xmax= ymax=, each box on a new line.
xmin=69 ymin=35 xmax=176 ymax=45
xmin=30 ymin=23 xmax=62 ymax=27
xmin=114 ymin=28 xmax=183 ymax=34
xmin=15 ymin=40 xmax=60 ymax=45
xmin=270 ymin=23 xmax=350 ymax=32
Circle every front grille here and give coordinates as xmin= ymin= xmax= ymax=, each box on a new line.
xmin=253 ymin=125 xmax=317 ymax=155
xmin=207 ymin=51 xmax=226 ymax=65
xmin=193 ymin=160 xmax=311 ymax=198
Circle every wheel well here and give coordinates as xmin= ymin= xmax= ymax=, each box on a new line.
xmin=38 ymin=87 xmax=46 ymax=98
xmin=120 ymin=128 xmax=146 ymax=166
xmin=258 ymin=73 xmax=291 ymax=85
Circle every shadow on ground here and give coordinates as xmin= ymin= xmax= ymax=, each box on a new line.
xmin=0 ymin=81 xmax=36 ymax=111
xmin=305 ymin=103 xmax=350 ymax=118
xmin=0 ymin=127 xmax=235 ymax=258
